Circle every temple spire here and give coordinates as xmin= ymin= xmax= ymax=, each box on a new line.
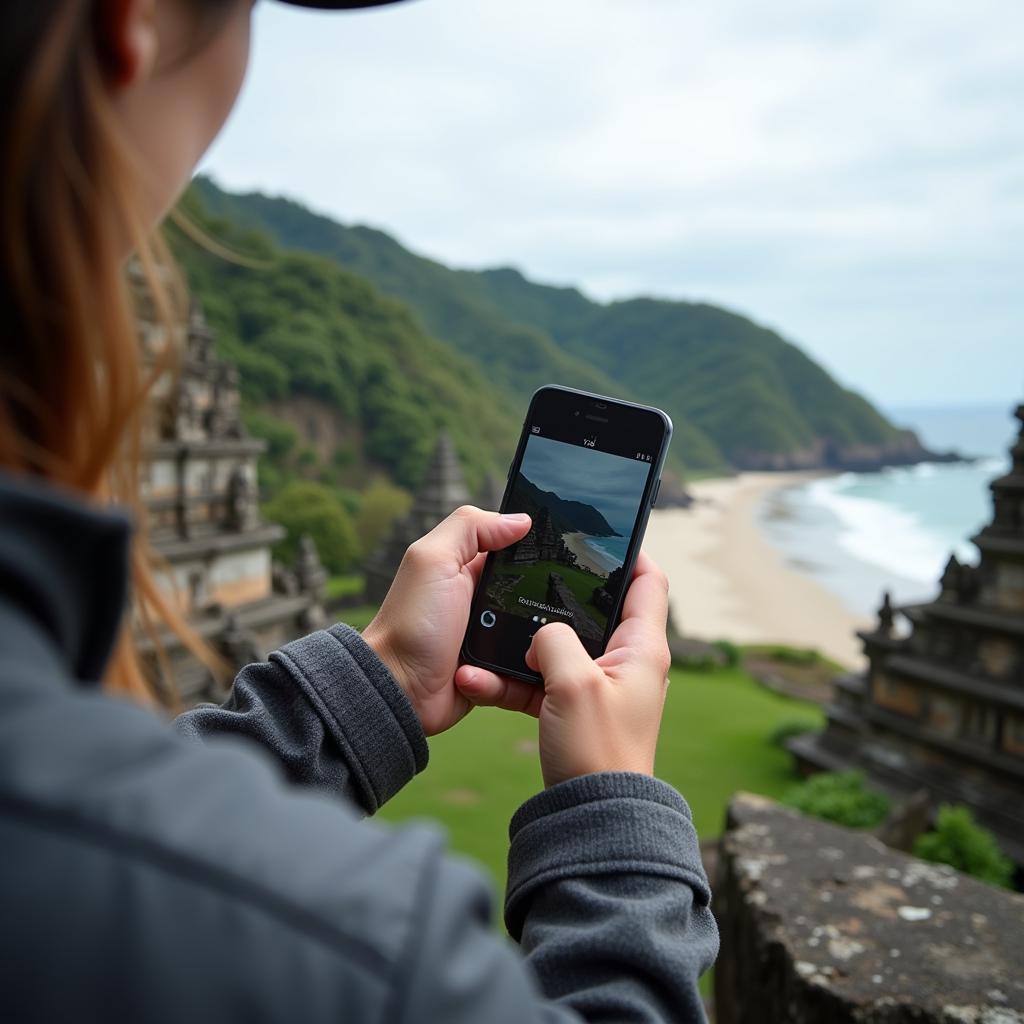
xmin=407 ymin=432 xmax=470 ymax=530
xmin=364 ymin=431 xmax=471 ymax=602
xmin=476 ymin=472 xmax=506 ymax=513
xmin=876 ymin=590 xmax=895 ymax=636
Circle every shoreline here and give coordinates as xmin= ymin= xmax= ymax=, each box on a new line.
xmin=644 ymin=471 xmax=872 ymax=670
xmin=561 ymin=531 xmax=614 ymax=576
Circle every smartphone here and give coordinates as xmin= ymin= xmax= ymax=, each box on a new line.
xmin=462 ymin=385 xmax=672 ymax=684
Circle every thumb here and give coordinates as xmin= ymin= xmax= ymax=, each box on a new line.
xmin=454 ymin=664 xmax=545 ymax=718
xmin=526 ymin=622 xmax=596 ymax=688
xmin=414 ymin=506 xmax=531 ymax=572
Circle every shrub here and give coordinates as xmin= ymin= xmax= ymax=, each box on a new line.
xmin=296 ymin=447 xmax=319 ymax=469
xmin=782 ymin=770 xmax=890 ymax=829
xmin=680 ymin=655 xmax=719 ymax=672
xmin=913 ymin=804 xmax=1013 ymax=889
xmin=768 ymin=645 xmax=820 ymax=666
xmin=713 ymin=639 xmax=741 ymax=668
xmin=670 ymin=648 xmax=722 ymax=672
xmin=769 ymin=719 xmax=817 ymax=749
xmin=263 ymin=480 xmax=360 ymax=574
xmin=336 ymin=487 xmax=361 ymax=518
xmin=332 ymin=446 xmax=356 ymax=469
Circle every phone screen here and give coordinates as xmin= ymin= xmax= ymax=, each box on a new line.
xmin=464 ymin=387 xmax=670 ymax=681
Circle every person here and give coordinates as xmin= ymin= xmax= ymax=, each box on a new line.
xmin=0 ymin=1 xmax=718 ymax=1021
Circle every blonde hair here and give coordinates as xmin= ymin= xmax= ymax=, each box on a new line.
xmin=0 ymin=2 xmax=230 ymax=702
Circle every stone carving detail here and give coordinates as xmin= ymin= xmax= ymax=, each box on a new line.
xmin=208 ymin=363 xmax=243 ymax=440
xmin=226 ymin=465 xmax=257 ymax=532
xmin=272 ymin=561 xmax=299 ymax=596
xmin=294 ymin=535 xmax=328 ymax=597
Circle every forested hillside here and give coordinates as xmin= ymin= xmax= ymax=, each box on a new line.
xmin=171 ymin=190 xmax=518 ymax=495
xmin=191 ymin=177 xmax=931 ymax=473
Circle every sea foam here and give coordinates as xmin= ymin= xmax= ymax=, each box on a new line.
xmin=805 ymin=473 xmax=972 ymax=585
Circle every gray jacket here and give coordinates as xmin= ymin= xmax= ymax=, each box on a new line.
xmin=0 ymin=473 xmax=717 ymax=1022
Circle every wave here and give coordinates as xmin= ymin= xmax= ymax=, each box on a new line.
xmin=978 ymin=455 xmax=1009 ymax=473
xmin=803 ymin=475 xmax=969 ymax=585
xmin=585 ymin=534 xmax=629 ymax=569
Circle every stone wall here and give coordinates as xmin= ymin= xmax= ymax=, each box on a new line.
xmin=714 ymin=793 xmax=1024 ymax=1024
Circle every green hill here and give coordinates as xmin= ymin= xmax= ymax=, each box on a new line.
xmin=170 ymin=191 xmax=519 ymax=495
xmin=191 ymin=176 xmax=927 ymax=473
xmin=517 ymin=476 xmax=618 ymax=538
xmin=190 ymin=178 xmax=724 ymax=475
xmin=559 ymin=297 xmax=904 ymax=468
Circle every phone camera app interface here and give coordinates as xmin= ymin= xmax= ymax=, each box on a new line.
xmin=485 ymin=432 xmax=650 ymax=644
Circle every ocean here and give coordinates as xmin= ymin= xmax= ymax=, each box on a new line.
xmin=756 ymin=402 xmax=1019 ymax=618
xmin=579 ymin=533 xmax=630 ymax=573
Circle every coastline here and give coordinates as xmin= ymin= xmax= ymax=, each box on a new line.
xmin=644 ymin=471 xmax=872 ymax=670
xmin=562 ymin=531 xmax=614 ymax=575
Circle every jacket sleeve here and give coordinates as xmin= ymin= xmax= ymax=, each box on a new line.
xmin=172 ymin=622 xmax=428 ymax=814
xmin=400 ymin=772 xmax=718 ymax=1024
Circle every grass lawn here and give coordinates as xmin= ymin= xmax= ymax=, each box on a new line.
xmin=490 ymin=559 xmax=608 ymax=629
xmin=379 ymin=664 xmax=824 ymax=886
xmin=338 ymin=604 xmax=378 ymax=631
xmin=326 ymin=574 xmax=364 ymax=601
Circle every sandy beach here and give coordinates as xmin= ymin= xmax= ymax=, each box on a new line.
xmin=562 ymin=531 xmax=613 ymax=576
xmin=644 ymin=472 xmax=872 ymax=670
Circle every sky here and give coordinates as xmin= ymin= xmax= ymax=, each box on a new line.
xmin=200 ymin=0 xmax=1024 ymax=409
xmin=520 ymin=436 xmax=649 ymax=536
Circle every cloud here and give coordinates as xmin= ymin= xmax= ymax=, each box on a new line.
xmin=201 ymin=0 xmax=1024 ymax=406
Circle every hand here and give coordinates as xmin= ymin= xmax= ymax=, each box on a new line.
xmin=362 ymin=506 xmax=532 ymax=737
xmin=453 ymin=551 xmax=672 ymax=788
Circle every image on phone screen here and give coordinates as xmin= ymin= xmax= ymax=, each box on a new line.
xmin=486 ymin=434 xmax=650 ymax=643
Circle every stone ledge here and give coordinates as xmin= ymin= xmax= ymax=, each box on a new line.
xmin=714 ymin=792 xmax=1024 ymax=1024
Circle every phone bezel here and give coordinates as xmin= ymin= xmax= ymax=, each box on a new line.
xmin=461 ymin=384 xmax=673 ymax=684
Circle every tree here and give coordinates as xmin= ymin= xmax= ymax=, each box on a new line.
xmin=355 ymin=478 xmax=412 ymax=558
xmin=263 ymin=481 xmax=359 ymax=574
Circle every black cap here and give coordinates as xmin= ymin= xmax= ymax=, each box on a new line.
xmin=276 ymin=1 xmax=407 ymax=9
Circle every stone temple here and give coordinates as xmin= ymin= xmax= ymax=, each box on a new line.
xmin=789 ymin=399 xmax=1024 ymax=864
xmin=137 ymin=291 xmax=325 ymax=703
xmin=511 ymin=508 xmax=575 ymax=566
xmin=363 ymin=432 xmax=515 ymax=602
xmin=363 ymin=432 xmax=471 ymax=603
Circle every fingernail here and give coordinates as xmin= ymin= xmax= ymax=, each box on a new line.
xmin=501 ymin=513 xmax=530 ymax=524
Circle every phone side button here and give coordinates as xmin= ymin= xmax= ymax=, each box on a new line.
xmin=650 ymin=478 xmax=662 ymax=507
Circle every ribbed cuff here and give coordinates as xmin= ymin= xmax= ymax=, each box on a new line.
xmin=272 ymin=623 xmax=429 ymax=814
xmin=505 ymin=772 xmax=710 ymax=939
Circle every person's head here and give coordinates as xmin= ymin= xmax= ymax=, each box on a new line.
xmin=0 ymin=0 xmax=257 ymax=698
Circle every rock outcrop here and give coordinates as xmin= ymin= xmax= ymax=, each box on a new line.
xmin=732 ymin=429 xmax=965 ymax=473
xmin=715 ymin=793 xmax=1024 ymax=1024
xmin=545 ymin=573 xmax=604 ymax=641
